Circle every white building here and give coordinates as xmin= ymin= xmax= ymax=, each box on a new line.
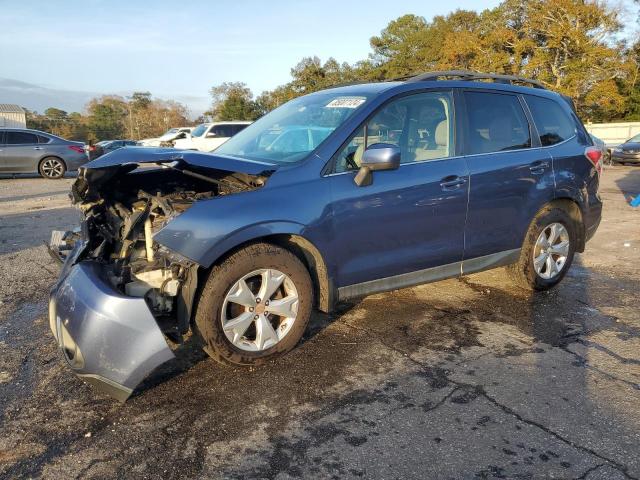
xmin=0 ymin=104 xmax=26 ymax=128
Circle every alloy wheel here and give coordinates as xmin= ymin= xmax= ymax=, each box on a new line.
xmin=41 ymin=159 xmax=64 ymax=178
xmin=221 ymin=268 xmax=299 ymax=352
xmin=533 ymin=222 xmax=570 ymax=280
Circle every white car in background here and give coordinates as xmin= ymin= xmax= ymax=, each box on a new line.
xmin=138 ymin=127 xmax=193 ymax=147
xmin=173 ymin=121 xmax=251 ymax=152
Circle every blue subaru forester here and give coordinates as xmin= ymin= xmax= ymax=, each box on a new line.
xmin=50 ymin=71 xmax=602 ymax=400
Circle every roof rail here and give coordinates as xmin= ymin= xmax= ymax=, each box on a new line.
xmin=406 ymin=70 xmax=546 ymax=89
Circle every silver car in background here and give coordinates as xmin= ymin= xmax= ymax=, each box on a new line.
xmin=0 ymin=128 xmax=88 ymax=178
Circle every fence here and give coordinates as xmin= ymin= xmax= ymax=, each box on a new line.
xmin=584 ymin=121 xmax=640 ymax=146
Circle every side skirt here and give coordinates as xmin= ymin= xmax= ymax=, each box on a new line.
xmin=337 ymin=249 xmax=520 ymax=301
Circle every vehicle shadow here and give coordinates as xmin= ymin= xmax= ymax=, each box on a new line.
xmin=134 ymin=301 xmax=362 ymax=397
xmin=120 ymin=247 xmax=640 ymax=479
xmin=612 ymin=165 xmax=640 ymax=202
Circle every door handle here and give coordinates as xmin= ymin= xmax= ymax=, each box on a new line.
xmin=33 ymin=146 xmax=43 ymax=150
xmin=529 ymin=160 xmax=549 ymax=174
xmin=440 ymin=175 xmax=467 ymax=191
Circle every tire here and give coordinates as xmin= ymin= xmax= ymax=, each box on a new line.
xmin=195 ymin=243 xmax=313 ymax=366
xmin=507 ymin=206 xmax=577 ymax=291
xmin=38 ymin=157 xmax=66 ymax=179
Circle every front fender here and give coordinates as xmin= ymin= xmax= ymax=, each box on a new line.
xmin=200 ymin=220 xmax=307 ymax=267
xmin=153 ymin=194 xmax=308 ymax=267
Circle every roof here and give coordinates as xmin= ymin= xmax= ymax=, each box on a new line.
xmin=0 ymin=104 xmax=25 ymax=114
xmin=317 ymin=82 xmax=402 ymax=96
xmin=316 ymin=71 xmax=552 ymax=98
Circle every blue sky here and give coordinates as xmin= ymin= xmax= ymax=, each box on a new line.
xmin=0 ymin=0 xmax=505 ymax=114
xmin=0 ymin=0 xmax=635 ymax=116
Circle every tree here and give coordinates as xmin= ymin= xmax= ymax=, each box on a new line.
xmin=86 ymin=96 xmax=128 ymax=141
xmin=209 ymin=82 xmax=262 ymax=121
xmin=362 ymin=1 xmax=630 ymax=121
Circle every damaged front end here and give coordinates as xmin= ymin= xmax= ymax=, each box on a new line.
xmin=49 ymin=148 xmax=274 ymax=400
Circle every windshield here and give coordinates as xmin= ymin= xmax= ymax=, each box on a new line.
xmin=628 ymin=133 xmax=640 ymax=143
xmin=164 ymin=128 xmax=179 ymax=135
xmin=216 ymin=92 xmax=372 ymax=163
xmin=191 ymin=124 xmax=209 ymax=137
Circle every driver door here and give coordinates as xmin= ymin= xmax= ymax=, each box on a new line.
xmin=326 ymin=90 xmax=470 ymax=293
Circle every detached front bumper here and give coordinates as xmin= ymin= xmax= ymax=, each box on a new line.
xmin=49 ymin=259 xmax=175 ymax=402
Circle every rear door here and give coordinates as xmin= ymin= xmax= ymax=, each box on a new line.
xmin=460 ymin=90 xmax=554 ymax=269
xmin=3 ymin=131 xmax=42 ymax=172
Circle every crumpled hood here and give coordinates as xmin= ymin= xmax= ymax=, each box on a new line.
xmin=73 ymin=147 xmax=277 ymax=203
xmin=84 ymin=147 xmax=277 ymax=175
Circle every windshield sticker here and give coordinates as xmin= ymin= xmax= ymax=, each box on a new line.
xmin=325 ymin=97 xmax=366 ymax=109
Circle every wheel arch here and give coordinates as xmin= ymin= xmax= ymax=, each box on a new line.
xmin=544 ymin=198 xmax=585 ymax=252
xmin=198 ymin=232 xmax=334 ymax=314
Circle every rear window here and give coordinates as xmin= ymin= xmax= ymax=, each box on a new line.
xmin=525 ymin=95 xmax=577 ymax=146
xmin=464 ymin=92 xmax=531 ymax=155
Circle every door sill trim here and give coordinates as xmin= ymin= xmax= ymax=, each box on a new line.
xmin=337 ymin=249 xmax=521 ymax=301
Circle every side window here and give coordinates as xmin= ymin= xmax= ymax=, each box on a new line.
xmin=37 ymin=135 xmax=51 ymax=144
xmin=234 ymin=124 xmax=249 ymax=135
xmin=464 ymin=92 xmax=531 ymax=155
xmin=525 ymin=95 xmax=577 ymax=146
xmin=6 ymin=131 xmax=38 ymax=145
xmin=334 ymin=91 xmax=453 ymax=173
xmin=211 ymin=126 xmax=227 ymax=137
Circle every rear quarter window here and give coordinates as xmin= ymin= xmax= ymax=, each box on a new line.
xmin=525 ymin=95 xmax=577 ymax=146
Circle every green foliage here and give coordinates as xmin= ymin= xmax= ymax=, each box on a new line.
xmin=27 ymin=94 xmax=191 ymax=143
xmin=86 ymin=95 xmax=128 ymax=141
xmin=209 ymin=82 xmax=262 ymax=121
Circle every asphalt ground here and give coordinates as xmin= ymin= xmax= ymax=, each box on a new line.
xmin=0 ymin=166 xmax=639 ymax=479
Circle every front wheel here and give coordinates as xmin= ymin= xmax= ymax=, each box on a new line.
xmin=507 ymin=207 xmax=576 ymax=290
xmin=39 ymin=157 xmax=66 ymax=179
xmin=195 ymin=243 xmax=313 ymax=365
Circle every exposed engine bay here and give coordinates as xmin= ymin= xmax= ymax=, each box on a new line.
xmin=58 ymin=159 xmax=269 ymax=338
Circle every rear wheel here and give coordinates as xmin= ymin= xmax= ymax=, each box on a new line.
xmin=195 ymin=243 xmax=313 ymax=365
xmin=39 ymin=157 xmax=66 ymax=179
xmin=508 ymin=207 xmax=576 ymax=290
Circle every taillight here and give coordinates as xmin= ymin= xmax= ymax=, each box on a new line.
xmin=585 ymin=146 xmax=602 ymax=175
xmin=68 ymin=145 xmax=85 ymax=154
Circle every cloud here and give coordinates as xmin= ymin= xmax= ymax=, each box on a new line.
xmin=0 ymin=78 xmax=208 ymax=118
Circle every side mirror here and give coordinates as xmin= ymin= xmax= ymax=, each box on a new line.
xmin=206 ymin=132 xmax=218 ymax=138
xmin=354 ymin=143 xmax=401 ymax=187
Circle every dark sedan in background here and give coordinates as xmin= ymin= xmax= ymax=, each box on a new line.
xmin=0 ymin=128 xmax=87 ymax=178
xmin=87 ymin=139 xmax=137 ymax=161
xmin=611 ymin=133 xmax=640 ymax=165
